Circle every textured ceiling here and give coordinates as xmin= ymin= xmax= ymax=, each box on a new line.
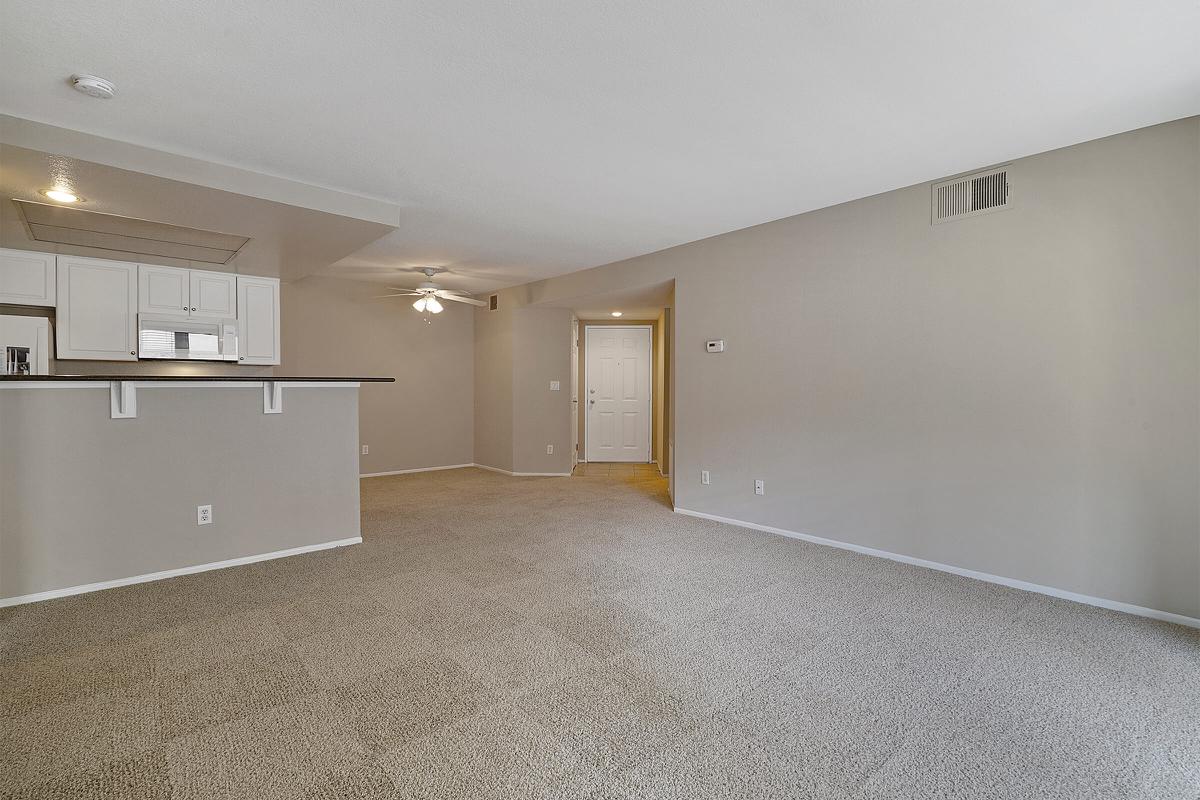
xmin=2 ymin=0 xmax=1198 ymax=292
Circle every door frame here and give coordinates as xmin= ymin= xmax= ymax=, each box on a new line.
xmin=583 ymin=324 xmax=653 ymax=463
xmin=570 ymin=315 xmax=579 ymax=469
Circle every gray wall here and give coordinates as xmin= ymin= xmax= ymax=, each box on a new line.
xmin=0 ymin=385 xmax=361 ymax=600
xmin=473 ymin=295 xmax=515 ymax=471
xmin=473 ymin=300 xmax=574 ymax=474
xmin=513 ymin=307 xmax=575 ymax=473
xmin=483 ymin=117 xmax=1200 ymax=619
xmin=280 ymin=276 xmax=474 ymax=474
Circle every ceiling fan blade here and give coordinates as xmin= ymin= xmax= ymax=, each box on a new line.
xmin=373 ymin=292 xmax=420 ymax=298
xmin=437 ymin=293 xmax=488 ymax=307
xmin=385 ymin=287 xmax=424 ymax=293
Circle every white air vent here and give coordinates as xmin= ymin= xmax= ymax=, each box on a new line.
xmin=931 ymin=166 xmax=1010 ymax=224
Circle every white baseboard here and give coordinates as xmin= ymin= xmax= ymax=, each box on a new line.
xmin=472 ymin=463 xmax=513 ymax=475
xmin=474 ymin=463 xmax=571 ymax=477
xmin=673 ymin=507 xmax=1200 ymax=630
xmin=0 ymin=537 xmax=362 ymax=608
xmin=360 ymin=463 xmax=474 ymax=478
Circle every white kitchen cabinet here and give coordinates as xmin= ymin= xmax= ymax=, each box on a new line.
xmin=139 ymin=264 xmax=190 ymax=315
xmin=0 ymin=248 xmax=56 ymax=307
xmin=57 ymin=256 xmax=138 ymax=361
xmin=138 ymin=265 xmax=237 ymax=319
xmin=236 ymin=275 xmax=280 ymax=365
xmin=189 ymin=269 xmax=237 ymax=319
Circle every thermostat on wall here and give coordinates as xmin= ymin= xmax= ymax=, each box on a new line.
xmin=706 ymin=339 xmax=725 ymax=353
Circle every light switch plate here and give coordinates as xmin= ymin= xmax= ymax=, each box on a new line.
xmin=549 ymin=380 xmax=561 ymax=391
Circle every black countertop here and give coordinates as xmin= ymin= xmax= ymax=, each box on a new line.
xmin=0 ymin=375 xmax=395 ymax=382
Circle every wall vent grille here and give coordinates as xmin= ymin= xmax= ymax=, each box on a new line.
xmin=931 ymin=166 xmax=1010 ymax=224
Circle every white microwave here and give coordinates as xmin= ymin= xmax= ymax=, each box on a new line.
xmin=138 ymin=315 xmax=239 ymax=361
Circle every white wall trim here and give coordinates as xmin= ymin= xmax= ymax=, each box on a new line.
xmin=673 ymin=507 xmax=1200 ymax=630
xmin=361 ymin=463 xmax=475 ymax=478
xmin=0 ymin=537 xmax=362 ymax=608
xmin=472 ymin=463 xmax=513 ymax=475
xmin=472 ymin=463 xmax=572 ymax=477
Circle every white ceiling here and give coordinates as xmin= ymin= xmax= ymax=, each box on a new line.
xmin=2 ymin=1 xmax=1198 ymax=292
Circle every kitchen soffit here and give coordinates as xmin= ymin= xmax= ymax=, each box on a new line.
xmin=13 ymin=200 xmax=250 ymax=264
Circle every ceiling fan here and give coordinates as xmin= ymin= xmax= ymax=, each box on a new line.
xmin=375 ymin=267 xmax=488 ymax=314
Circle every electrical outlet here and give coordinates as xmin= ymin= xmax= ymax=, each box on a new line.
xmin=546 ymin=444 xmax=554 ymax=455
xmin=754 ymin=479 xmax=764 ymax=495
xmin=197 ymin=504 xmax=212 ymax=525
xmin=701 ymin=470 xmax=710 ymax=485
xmin=361 ymin=444 xmax=369 ymax=455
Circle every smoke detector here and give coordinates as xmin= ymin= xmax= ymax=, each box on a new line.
xmin=71 ymin=74 xmax=116 ymax=99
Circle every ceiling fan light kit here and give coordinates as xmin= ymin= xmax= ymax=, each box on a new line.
xmin=414 ymin=296 xmax=443 ymax=313
xmin=375 ymin=267 xmax=489 ymax=316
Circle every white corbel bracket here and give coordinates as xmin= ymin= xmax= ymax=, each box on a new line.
xmin=263 ymin=381 xmax=283 ymax=414
xmin=110 ymin=381 xmax=137 ymax=419
xmin=3 ymin=380 xmax=361 ymax=420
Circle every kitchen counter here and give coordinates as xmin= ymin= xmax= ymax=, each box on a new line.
xmin=0 ymin=375 xmax=395 ymax=382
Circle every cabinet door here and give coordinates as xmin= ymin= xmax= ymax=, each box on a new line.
xmin=236 ymin=276 xmax=280 ymax=365
xmin=189 ymin=269 xmax=237 ymax=319
xmin=57 ymin=256 xmax=138 ymax=361
xmin=138 ymin=264 xmax=190 ymax=315
xmin=0 ymin=248 xmax=56 ymax=306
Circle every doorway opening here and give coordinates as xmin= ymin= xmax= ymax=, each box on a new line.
xmin=584 ymin=324 xmax=652 ymax=463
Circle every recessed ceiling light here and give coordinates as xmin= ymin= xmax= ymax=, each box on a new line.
xmin=71 ymin=74 xmax=116 ymax=99
xmin=41 ymin=189 xmax=83 ymax=203
xmin=610 ymin=311 xmax=623 ymax=317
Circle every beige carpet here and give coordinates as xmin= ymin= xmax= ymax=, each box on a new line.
xmin=1 ymin=466 xmax=1197 ymax=799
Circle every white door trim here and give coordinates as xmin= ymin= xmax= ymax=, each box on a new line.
xmin=584 ymin=324 xmax=652 ymax=463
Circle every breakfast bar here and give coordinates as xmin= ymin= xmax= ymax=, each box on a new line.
xmin=0 ymin=375 xmax=394 ymax=605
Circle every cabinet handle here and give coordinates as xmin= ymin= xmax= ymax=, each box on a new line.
xmin=239 ymin=356 xmax=245 ymax=361
xmin=191 ymin=307 xmax=196 ymax=311
xmin=131 ymin=351 xmax=136 ymax=355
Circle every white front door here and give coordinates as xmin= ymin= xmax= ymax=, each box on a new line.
xmin=586 ymin=326 xmax=651 ymax=462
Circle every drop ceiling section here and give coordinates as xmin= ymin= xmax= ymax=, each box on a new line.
xmin=14 ymin=200 xmax=250 ymax=264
